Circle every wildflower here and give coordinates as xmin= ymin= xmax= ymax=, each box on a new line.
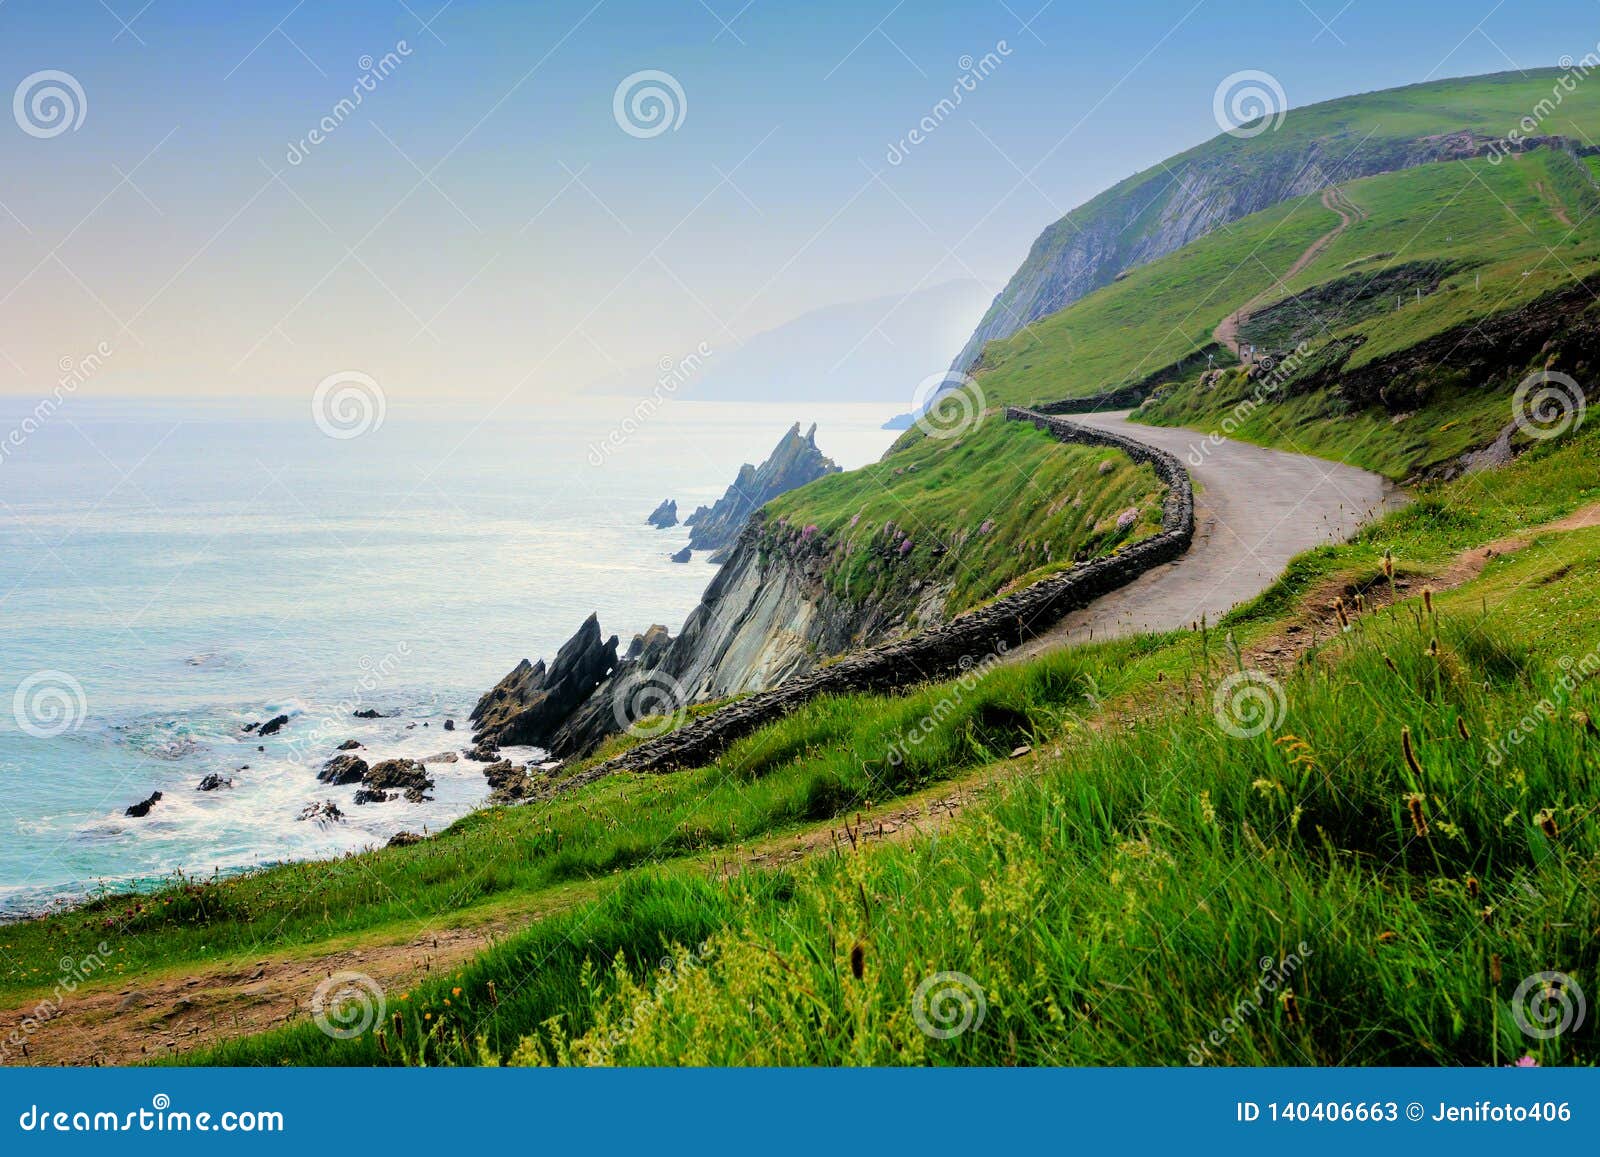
xmin=1538 ymin=809 xmax=1560 ymax=840
xmin=1376 ymin=931 xmax=1396 ymax=944
xmin=451 ymin=987 xmax=462 ymax=997
xmin=1510 ymin=1055 xmax=1539 ymax=1067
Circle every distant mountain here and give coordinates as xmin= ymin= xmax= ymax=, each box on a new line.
xmin=950 ymin=70 xmax=1571 ymax=374
xmin=589 ymin=280 xmax=992 ymax=403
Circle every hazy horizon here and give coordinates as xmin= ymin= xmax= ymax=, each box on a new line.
xmin=1 ymin=0 xmax=1593 ymax=407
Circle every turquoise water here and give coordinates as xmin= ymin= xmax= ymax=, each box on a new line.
xmin=0 ymin=396 xmax=897 ymax=916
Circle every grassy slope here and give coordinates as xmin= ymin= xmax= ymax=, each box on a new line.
xmin=958 ymin=68 xmax=1600 ymax=367
xmin=762 ymin=419 xmax=1165 ymax=621
xmin=979 ymin=148 xmax=1599 ymax=415
xmin=179 ymin=421 xmax=1600 ymax=1066
xmin=10 ymin=71 xmax=1600 ymax=1068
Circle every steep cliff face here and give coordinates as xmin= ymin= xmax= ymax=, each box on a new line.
xmin=686 ymin=422 xmax=840 ymax=559
xmin=952 ymin=122 xmax=1489 ymax=375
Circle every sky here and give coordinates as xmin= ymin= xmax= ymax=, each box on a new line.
xmin=0 ymin=0 xmax=1595 ymax=402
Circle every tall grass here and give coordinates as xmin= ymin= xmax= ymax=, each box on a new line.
xmin=199 ymin=607 xmax=1599 ymax=1066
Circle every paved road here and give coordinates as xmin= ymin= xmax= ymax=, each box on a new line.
xmin=1011 ymin=411 xmax=1402 ymax=659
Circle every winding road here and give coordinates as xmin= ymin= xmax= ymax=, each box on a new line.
xmin=1010 ymin=410 xmax=1401 ymax=660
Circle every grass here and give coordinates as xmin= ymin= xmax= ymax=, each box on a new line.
xmin=762 ymin=417 xmax=1165 ymax=623
xmin=144 ymin=420 xmax=1600 ymax=1067
xmin=0 ymin=632 xmax=1134 ymax=1004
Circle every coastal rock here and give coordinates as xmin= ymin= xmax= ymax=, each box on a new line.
xmin=402 ymin=786 xmax=433 ymax=804
xmin=257 ymin=714 xmax=290 ymax=737
xmin=685 ymin=423 xmax=840 ymax=555
xmin=362 ymin=759 xmax=433 ymax=794
xmin=482 ymin=759 xmax=535 ymax=805
xmin=670 ymin=545 xmax=692 ymax=563
xmin=443 ymin=718 xmax=455 ymax=731
xmin=420 ymin=751 xmax=459 ymax=764
xmin=124 ymin=791 xmax=163 ymax=818
xmin=352 ymin=789 xmax=391 ymax=806
xmin=352 ymin=708 xmax=385 ymax=719
xmin=544 ymin=624 xmax=675 ymax=757
xmin=463 ymin=740 xmax=500 ymax=762
xmin=318 ymin=753 xmax=369 ymax=785
xmin=298 ymin=800 xmax=345 ymax=824
xmin=684 ymin=504 xmax=710 ymax=526
xmin=471 ymin=613 xmax=620 ymax=748
xmin=336 ymin=739 xmax=362 ymax=750
xmin=387 ymin=831 xmax=425 ymax=848
xmin=647 ymin=498 xmax=679 ymax=528
xmin=196 ymin=774 xmax=232 ymax=792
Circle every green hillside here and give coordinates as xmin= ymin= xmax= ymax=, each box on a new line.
xmin=953 ymin=68 xmax=1600 ymax=373
xmin=7 ymin=70 xmax=1600 ymax=1069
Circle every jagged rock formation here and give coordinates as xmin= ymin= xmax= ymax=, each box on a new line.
xmin=670 ymin=545 xmax=692 ymax=563
xmin=470 ymin=613 xmax=620 ymax=748
xmin=318 ymin=753 xmax=368 ymax=785
xmin=950 ymin=115 xmax=1499 ymax=376
xmin=686 ymin=423 xmax=840 ymax=560
xmin=549 ymin=408 xmax=1195 ymax=788
xmin=647 ymin=498 xmax=678 ymax=528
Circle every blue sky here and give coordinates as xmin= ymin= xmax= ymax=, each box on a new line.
xmin=0 ymin=0 xmax=1594 ymax=398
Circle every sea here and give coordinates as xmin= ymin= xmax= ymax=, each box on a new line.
xmin=0 ymin=395 xmax=900 ymax=918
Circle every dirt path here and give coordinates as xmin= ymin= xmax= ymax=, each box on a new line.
xmin=1010 ymin=411 xmax=1401 ymax=661
xmin=0 ymin=778 xmax=996 ymax=1067
xmin=1214 ymin=185 xmax=1365 ymax=357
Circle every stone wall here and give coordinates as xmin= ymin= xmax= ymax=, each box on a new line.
xmin=548 ymin=408 xmax=1194 ymax=791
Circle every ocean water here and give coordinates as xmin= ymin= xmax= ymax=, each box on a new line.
xmin=0 ymin=396 xmax=899 ymax=917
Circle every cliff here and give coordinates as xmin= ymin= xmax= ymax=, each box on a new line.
xmin=950 ymin=84 xmax=1511 ymax=375
xmin=686 ymin=422 xmax=840 ymax=560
